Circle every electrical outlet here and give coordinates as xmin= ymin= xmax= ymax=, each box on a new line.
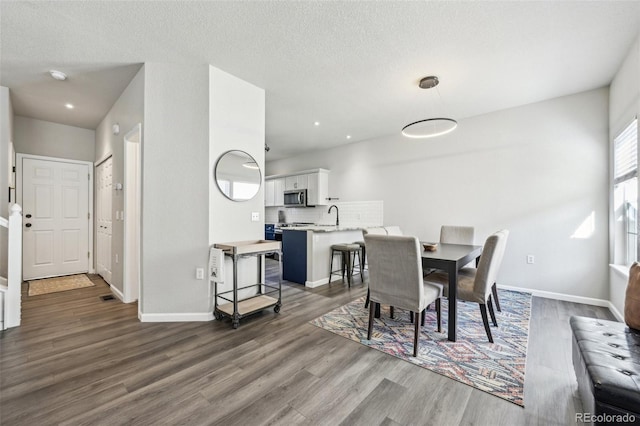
xmin=196 ymin=268 xmax=204 ymax=280
xmin=115 ymin=253 xmax=119 ymax=264
xmin=251 ymin=212 xmax=259 ymax=221
xmin=526 ymin=255 xmax=535 ymax=264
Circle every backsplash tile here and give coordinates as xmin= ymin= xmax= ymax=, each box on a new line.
xmin=266 ymin=200 xmax=383 ymax=227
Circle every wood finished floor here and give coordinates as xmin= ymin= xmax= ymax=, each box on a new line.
xmin=0 ymin=263 xmax=615 ymax=425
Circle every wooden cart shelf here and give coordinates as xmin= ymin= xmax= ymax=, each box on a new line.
xmin=212 ymin=240 xmax=282 ymax=329
xmin=215 ymin=240 xmax=280 ymax=255
xmin=217 ymin=295 xmax=279 ymax=316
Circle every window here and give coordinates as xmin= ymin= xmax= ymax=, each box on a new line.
xmin=613 ymin=119 xmax=638 ymax=266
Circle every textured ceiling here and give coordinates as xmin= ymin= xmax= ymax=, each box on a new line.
xmin=2 ymin=1 xmax=640 ymax=160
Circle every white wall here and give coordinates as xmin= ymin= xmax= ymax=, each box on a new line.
xmin=209 ymin=66 xmax=265 ymax=244
xmin=609 ymin=35 xmax=640 ymax=317
xmin=94 ymin=66 xmax=144 ymax=294
xmin=140 ymin=62 xmax=211 ymax=317
xmin=140 ymin=64 xmax=264 ymax=319
xmin=208 ymin=66 xmax=265 ymax=305
xmin=268 ymin=88 xmax=610 ymax=300
xmin=13 ymin=116 xmax=94 ymax=162
xmin=0 ymin=87 xmax=14 ymax=277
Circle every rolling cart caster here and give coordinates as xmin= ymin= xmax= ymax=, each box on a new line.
xmin=232 ymin=320 xmax=239 ymax=329
xmin=274 ymin=303 xmax=281 ymax=313
xmin=214 ymin=311 xmax=223 ymax=321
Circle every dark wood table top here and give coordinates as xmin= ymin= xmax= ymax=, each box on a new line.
xmin=421 ymin=242 xmax=483 ymax=262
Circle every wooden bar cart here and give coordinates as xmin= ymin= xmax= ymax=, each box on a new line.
xmin=213 ymin=240 xmax=282 ymax=329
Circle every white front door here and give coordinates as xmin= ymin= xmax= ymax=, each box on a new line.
xmin=22 ymin=157 xmax=90 ymax=280
xmin=96 ymin=158 xmax=113 ymax=285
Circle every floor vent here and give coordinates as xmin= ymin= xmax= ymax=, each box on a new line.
xmin=100 ymin=294 xmax=115 ymax=301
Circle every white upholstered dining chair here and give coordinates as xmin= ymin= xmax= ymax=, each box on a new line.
xmin=425 ymin=229 xmax=509 ymax=343
xmin=364 ymin=234 xmax=442 ymax=357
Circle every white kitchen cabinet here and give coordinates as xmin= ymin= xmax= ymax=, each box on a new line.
xmin=273 ymin=178 xmax=284 ymax=206
xmin=267 ymin=169 xmax=330 ymax=206
xmin=265 ymin=179 xmax=275 ymax=206
xmin=307 ymin=170 xmax=329 ymax=205
xmin=265 ymin=177 xmax=285 ymax=207
xmin=285 ymin=174 xmax=308 ymax=190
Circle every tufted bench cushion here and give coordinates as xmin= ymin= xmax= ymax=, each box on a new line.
xmin=570 ymin=316 xmax=640 ymax=424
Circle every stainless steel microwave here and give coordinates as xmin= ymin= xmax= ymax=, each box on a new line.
xmin=284 ymin=189 xmax=307 ymax=207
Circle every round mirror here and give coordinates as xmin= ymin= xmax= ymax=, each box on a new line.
xmin=214 ymin=150 xmax=261 ymax=201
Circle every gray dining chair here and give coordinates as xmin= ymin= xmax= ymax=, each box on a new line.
xmin=425 ymin=229 xmax=509 ymax=343
xmin=440 ymin=225 xmax=475 ymax=246
xmin=439 ymin=225 xmax=501 ymax=312
xmin=384 ymin=226 xmax=403 ymax=236
xmin=364 ymin=234 xmax=442 ymax=357
xmin=362 ymin=227 xmax=389 ymax=309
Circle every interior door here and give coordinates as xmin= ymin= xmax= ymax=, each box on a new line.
xmin=96 ymin=158 xmax=112 ymax=285
xmin=22 ymin=157 xmax=90 ymax=280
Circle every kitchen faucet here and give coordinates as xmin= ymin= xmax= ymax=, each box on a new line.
xmin=328 ymin=205 xmax=339 ymax=227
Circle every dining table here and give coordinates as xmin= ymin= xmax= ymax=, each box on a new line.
xmin=422 ymin=242 xmax=483 ymax=342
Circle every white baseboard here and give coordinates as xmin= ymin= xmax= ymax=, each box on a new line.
xmin=139 ymin=312 xmax=214 ymax=322
xmin=110 ymin=284 xmax=125 ymax=302
xmin=607 ymin=302 xmax=624 ymax=322
xmin=503 ymin=283 xmax=624 ymax=322
xmin=499 ymin=284 xmax=612 ymax=308
xmin=305 ymin=278 xmax=329 ymax=288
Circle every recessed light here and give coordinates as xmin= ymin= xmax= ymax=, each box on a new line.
xmin=314 ymin=121 xmax=320 ymax=126
xmin=346 ymin=135 xmax=351 ymax=139
xmin=49 ymin=70 xmax=67 ymax=81
xmin=65 ymin=103 xmax=74 ymax=109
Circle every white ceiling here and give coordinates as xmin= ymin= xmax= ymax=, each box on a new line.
xmin=2 ymin=1 xmax=640 ymax=160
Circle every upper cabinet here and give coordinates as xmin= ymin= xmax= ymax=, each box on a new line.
xmin=266 ymin=169 xmax=330 ymax=206
xmin=274 ymin=178 xmax=284 ymax=206
xmin=285 ymin=174 xmax=308 ymax=190
xmin=265 ymin=179 xmax=275 ymax=206
xmin=265 ymin=177 xmax=285 ymax=207
xmin=306 ymin=170 xmax=329 ymax=206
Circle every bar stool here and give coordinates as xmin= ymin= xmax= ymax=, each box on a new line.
xmin=353 ymin=241 xmax=367 ymax=272
xmin=328 ymin=243 xmax=363 ymax=287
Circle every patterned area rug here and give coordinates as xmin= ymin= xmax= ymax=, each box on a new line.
xmin=310 ymin=289 xmax=531 ymax=406
xmin=28 ymin=274 xmax=94 ymax=296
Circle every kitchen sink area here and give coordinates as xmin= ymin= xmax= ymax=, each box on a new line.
xmin=264 ymin=199 xmax=383 ymax=287
xmin=265 ymin=221 xmax=370 ymax=287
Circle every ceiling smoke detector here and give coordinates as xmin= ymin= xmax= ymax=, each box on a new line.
xmin=49 ymin=70 xmax=67 ymax=81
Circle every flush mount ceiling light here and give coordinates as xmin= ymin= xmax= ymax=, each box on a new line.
xmin=49 ymin=70 xmax=67 ymax=81
xmin=402 ymin=76 xmax=457 ymax=139
xmin=64 ymin=103 xmax=74 ymax=109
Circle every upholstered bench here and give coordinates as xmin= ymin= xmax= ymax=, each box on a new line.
xmin=570 ymin=316 xmax=640 ymax=424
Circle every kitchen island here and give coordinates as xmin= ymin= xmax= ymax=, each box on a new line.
xmin=281 ymin=225 xmax=367 ymax=287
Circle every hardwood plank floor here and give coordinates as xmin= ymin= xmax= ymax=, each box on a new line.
xmin=0 ymin=264 xmax=615 ymax=425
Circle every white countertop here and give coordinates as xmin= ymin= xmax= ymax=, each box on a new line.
xmin=280 ymin=224 xmax=366 ymax=233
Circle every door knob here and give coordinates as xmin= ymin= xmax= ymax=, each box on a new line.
xmin=25 ymin=214 xmax=32 ymax=218
xmin=25 ymin=223 xmax=32 ymax=228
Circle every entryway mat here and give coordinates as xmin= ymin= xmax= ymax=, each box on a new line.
xmin=28 ymin=274 xmax=94 ymax=296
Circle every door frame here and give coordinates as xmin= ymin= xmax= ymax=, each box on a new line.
xmin=16 ymin=153 xmax=95 ymax=276
xmin=123 ymin=123 xmax=142 ymax=307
